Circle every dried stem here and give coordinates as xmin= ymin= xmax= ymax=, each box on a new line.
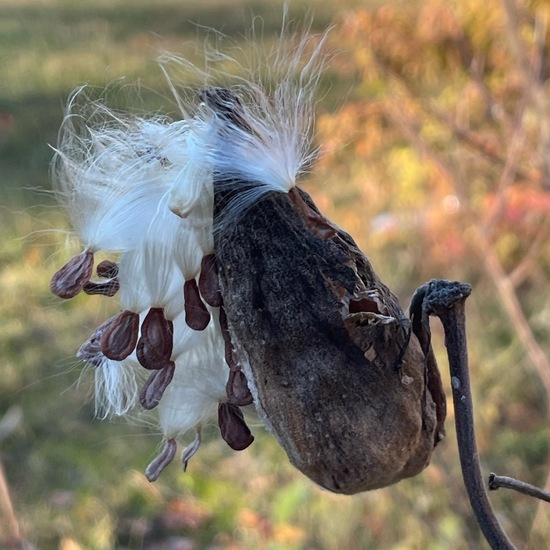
xmin=489 ymin=473 xmax=550 ymax=504
xmin=412 ymin=279 xmax=516 ymax=549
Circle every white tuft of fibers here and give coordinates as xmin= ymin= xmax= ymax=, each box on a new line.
xmin=94 ymin=358 xmax=141 ymax=419
xmin=157 ymin=322 xmax=228 ymax=439
xmin=52 ymin=92 xmax=189 ymax=253
xmin=159 ymin=21 xmax=331 ymax=230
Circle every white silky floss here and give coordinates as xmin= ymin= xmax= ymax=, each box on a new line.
xmin=50 ymin=26 xmax=328 ymax=478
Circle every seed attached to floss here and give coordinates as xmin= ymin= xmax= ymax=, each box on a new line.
xmin=83 ymin=279 xmax=120 ymax=297
xmin=101 ymin=309 xmax=140 ymax=361
xmin=181 ymin=431 xmax=201 ymax=472
xmin=183 ymin=279 xmax=211 ymax=330
xmin=198 ymin=254 xmax=222 ymax=308
xmin=218 ymin=402 xmax=254 ymax=451
xmin=77 ymin=316 xmax=118 ymax=366
xmin=96 ymin=260 xmax=119 ymax=279
xmin=139 ymin=362 xmax=176 ymax=410
xmin=50 ymin=250 xmax=95 ymax=299
xmin=227 ymin=369 xmax=253 ymax=406
xmin=136 ymin=307 xmax=174 ymax=370
xmin=145 ymin=437 xmax=177 ymax=482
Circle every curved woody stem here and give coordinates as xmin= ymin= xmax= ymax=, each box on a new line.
xmin=411 ymin=280 xmax=516 ymax=550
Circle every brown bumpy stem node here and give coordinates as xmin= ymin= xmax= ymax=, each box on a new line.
xmin=145 ymin=438 xmax=177 ymax=482
xmin=136 ymin=307 xmax=174 ymax=370
xmin=101 ymin=310 xmax=140 ymax=361
xmin=184 ymin=279 xmax=211 ymax=330
xmin=410 ymin=279 xmax=516 ymax=550
xmin=218 ymin=402 xmax=254 ymax=451
xmin=50 ymin=250 xmax=94 ymax=299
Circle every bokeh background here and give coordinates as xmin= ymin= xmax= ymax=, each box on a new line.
xmin=2 ymin=0 xmax=550 ymax=548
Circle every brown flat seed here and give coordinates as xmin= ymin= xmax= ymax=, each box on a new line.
xmin=136 ymin=307 xmax=174 ymax=370
xmin=145 ymin=438 xmax=177 ymax=482
xmin=50 ymin=250 xmax=94 ymax=299
xmin=184 ymin=279 xmax=211 ymax=330
xmin=227 ymin=369 xmax=253 ymax=406
xmin=96 ymin=260 xmax=119 ymax=278
xmin=101 ymin=310 xmax=140 ymax=361
xmin=139 ymin=361 xmax=175 ymax=410
xmin=181 ymin=432 xmax=201 ymax=472
xmin=83 ymin=278 xmax=120 ymax=297
xmin=218 ymin=402 xmax=254 ymax=451
xmin=77 ymin=315 xmax=118 ymax=366
xmin=198 ymin=254 xmax=222 ymax=307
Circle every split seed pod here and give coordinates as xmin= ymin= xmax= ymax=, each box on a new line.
xmin=209 ymin=91 xmax=446 ymax=495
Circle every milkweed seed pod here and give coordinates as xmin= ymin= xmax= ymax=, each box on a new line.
xmin=50 ymin=24 xmax=446 ymax=492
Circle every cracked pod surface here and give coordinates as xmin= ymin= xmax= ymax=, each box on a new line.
xmin=204 ymin=85 xmax=446 ymax=492
xmin=214 ymin=185 xmax=445 ymax=494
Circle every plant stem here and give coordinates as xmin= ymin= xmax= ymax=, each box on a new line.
xmin=413 ymin=280 xmax=516 ymax=550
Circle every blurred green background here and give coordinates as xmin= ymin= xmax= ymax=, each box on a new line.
xmin=2 ymin=0 xmax=550 ymax=548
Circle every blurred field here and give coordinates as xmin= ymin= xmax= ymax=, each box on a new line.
xmin=2 ymin=0 xmax=550 ymax=548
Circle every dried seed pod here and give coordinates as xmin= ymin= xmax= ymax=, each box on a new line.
xmin=214 ymin=185 xmax=446 ymax=495
xmin=198 ymin=254 xmax=222 ymax=307
xmin=83 ymin=278 xmax=120 ymax=297
xmin=226 ymin=369 xmax=253 ymax=406
xmin=184 ymin=279 xmax=211 ymax=330
xmin=96 ymin=260 xmax=119 ymax=278
xmin=139 ymin=361 xmax=175 ymax=410
xmin=136 ymin=307 xmax=174 ymax=370
xmin=218 ymin=402 xmax=254 ymax=451
xmin=101 ymin=310 xmax=140 ymax=361
xmin=50 ymin=250 xmax=94 ymax=299
xmin=145 ymin=438 xmax=177 ymax=482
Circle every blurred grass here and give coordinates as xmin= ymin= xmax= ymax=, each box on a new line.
xmin=0 ymin=0 xmax=342 ymax=206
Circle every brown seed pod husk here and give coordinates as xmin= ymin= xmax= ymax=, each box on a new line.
xmin=214 ymin=183 xmax=446 ymax=495
xmin=184 ymin=279 xmax=211 ymax=330
xmin=198 ymin=254 xmax=222 ymax=307
xmin=139 ymin=361 xmax=175 ymax=410
xmin=50 ymin=250 xmax=94 ymax=299
xmin=136 ymin=307 xmax=174 ymax=370
xmin=101 ymin=309 xmax=140 ymax=361
xmin=218 ymin=402 xmax=254 ymax=451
